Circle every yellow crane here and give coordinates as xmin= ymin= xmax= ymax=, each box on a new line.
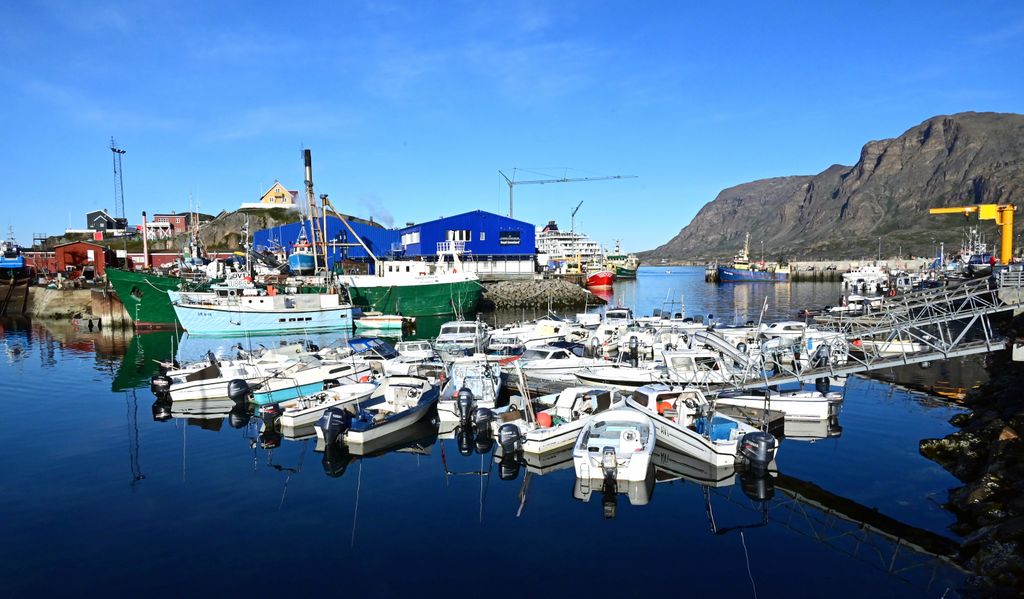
xmin=929 ymin=204 xmax=1017 ymax=264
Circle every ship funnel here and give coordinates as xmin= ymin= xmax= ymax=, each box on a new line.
xmin=304 ymin=149 xmax=313 ymax=187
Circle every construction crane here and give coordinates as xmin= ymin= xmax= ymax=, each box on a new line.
xmin=498 ymin=169 xmax=637 ymax=218
xmin=570 ymin=200 xmax=584 ymax=234
xmin=929 ymin=203 xmax=1016 ymax=264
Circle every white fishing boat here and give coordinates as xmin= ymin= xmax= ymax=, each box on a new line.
xmin=438 ymin=357 xmax=502 ymax=422
xmin=573 ymin=408 xmax=656 ymax=482
xmin=714 ymin=388 xmax=843 ymax=421
xmin=269 ymin=382 xmax=379 ymax=429
xmin=574 ymin=362 xmax=669 ymax=391
xmin=169 ymin=288 xmax=354 ymax=336
xmin=314 ymin=376 xmax=439 ymax=445
xmin=490 ymin=387 xmax=622 ymax=455
xmin=624 ymin=384 xmax=778 ymax=469
xmin=492 ymin=315 xmax=587 ymax=348
xmin=166 ymin=358 xmax=283 ymax=402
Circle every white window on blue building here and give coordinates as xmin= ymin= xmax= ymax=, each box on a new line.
xmin=447 ymin=229 xmax=471 ymax=242
xmin=499 ymin=231 xmax=521 ymax=245
xmin=480 ymin=231 xmax=485 ymax=241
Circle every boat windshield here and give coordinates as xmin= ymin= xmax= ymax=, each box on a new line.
xmin=521 ymin=349 xmax=551 ymax=360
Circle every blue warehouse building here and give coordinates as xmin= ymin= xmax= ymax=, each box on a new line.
xmin=253 ymin=209 xmax=537 ymax=280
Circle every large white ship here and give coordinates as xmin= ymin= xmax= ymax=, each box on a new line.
xmin=535 ymin=221 xmax=604 ymax=272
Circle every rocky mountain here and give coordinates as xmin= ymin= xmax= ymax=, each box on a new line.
xmin=646 ymin=112 xmax=1024 ymax=261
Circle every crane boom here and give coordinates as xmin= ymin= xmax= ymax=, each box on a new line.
xmin=498 ymin=170 xmax=637 ymax=218
xmin=929 ymin=203 xmax=1017 ymax=264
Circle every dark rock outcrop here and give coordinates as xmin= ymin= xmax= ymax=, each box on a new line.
xmin=482 ymin=279 xmax=606 ymax=309
xmin=646 ymin=112 xmax=1024 ymax=261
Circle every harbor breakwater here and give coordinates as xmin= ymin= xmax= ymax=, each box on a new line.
xmin=481 ymin=278 xmax=606 ymax=310
xmin=920 ymin=316 xmax=1024 ymax=593
xmin=705 ymin=258 xmax=934 ymax=282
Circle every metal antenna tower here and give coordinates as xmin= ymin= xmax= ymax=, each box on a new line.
xmin=110 ymin=137 xmax=127 ymax=227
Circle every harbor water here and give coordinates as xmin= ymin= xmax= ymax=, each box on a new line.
xmin=0 ymin=267 xmax=983 ymax=596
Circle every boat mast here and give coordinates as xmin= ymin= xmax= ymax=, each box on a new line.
xmin=303 ymin=149 xmax=326 ymax=273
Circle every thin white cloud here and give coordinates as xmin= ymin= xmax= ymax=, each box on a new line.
xmin=201 ymin=103 xmax=360 ymax=142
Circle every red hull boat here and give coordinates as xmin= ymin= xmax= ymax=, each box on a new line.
xmin=586 ymin=270 xmax=615 ymax=288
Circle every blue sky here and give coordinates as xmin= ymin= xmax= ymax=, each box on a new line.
xmin=2 ymin=1 xmax=1023 ymax=251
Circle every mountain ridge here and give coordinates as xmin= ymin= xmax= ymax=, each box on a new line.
xmin=645 ymin=112 xmax=1024 ymax=261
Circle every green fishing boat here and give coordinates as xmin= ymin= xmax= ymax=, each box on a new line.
xmin=605 ymin=241 xmax=639 ymax=279
xmin=105 ymin=268 xmax=185 ymax=329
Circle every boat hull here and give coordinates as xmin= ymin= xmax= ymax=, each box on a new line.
xmin=344 ymin=278 xmax=481 ymax=317
xmin=586 ymin=271 xmax=615 ymax=288
xmin=106 ymin=268 xmax=182 ymax=329
xmin=169 ymin=299 xmax=354 ymax=336
xmin=613 ymin=267 xmax=637 ymax=279
xmin=717 ymin=266 xmax=788 ymax=283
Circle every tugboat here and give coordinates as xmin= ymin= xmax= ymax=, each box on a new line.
xmin=716 ymin=232 xmax=789 ymax=282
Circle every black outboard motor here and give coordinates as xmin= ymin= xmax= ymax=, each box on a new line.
xmin=497 ymin=423 xmax=521 ymax=455
xmin=316 ymin=407 xmax=352 ymax=446
xmin=589 ymin=336 xmax=600 ymax=358
xmin=602 ymin=478 xmax=618 ymax=520
xmin=740 ymin=431 xmax=778 ymax=472
xmin=473 ymin=407 xmax=495 ymax=430
xmin=259 ymin=429 xmax=282 ymax=449
xmin=228 ymin=404 xmax=252 ymax=429
xmin=629 ymin=336 xmax=639 ymax=368
xmin=457 ymin=387 xmax=475 ymax=425
xmin=457 ymin=426 xmax=474 ymax=456
xmin=151 ymin=399 xmax=172 ymax=422
xmin=814 ymin=377 xmax=830 ymax=395
xmin=740 ymin=468 xmax=775 ymax=502
xmin=498 ymin=453 xmax=521 ymax=481
xmin=150 ymin=374 xmax=172 ymax=393
xmin=227 ymin=379 xmax=251 ymax=404
xmin=260 ymin=403 xmax=283 ymax=431
xmin=323 ymin=378 xmax=342 ymax=390
xmin=812 ymin=345 xmax=830 ymax=369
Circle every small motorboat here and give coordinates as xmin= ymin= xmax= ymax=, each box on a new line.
xmin=354 ymin=312 xmax=415 ymax=331
xmin=573 ymin=408 xmax=656 ymax=482
xmin=250 ymin=358 xmax=373 ymax=405
xmin=714 ymin=388 xmax=843 ymax=421
xmin=314 ymin=376 xmax=438 ymax=446
xmin=438 ymin=357 xmax=502 ymax=423
xmin=489 ymin=387 xmax=622 ymax=455
xmin=265 ymin=381 xmax=379 ymax=430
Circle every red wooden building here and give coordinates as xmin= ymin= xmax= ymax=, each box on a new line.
xmin=54 ymin=241 xmax=117 ymax=277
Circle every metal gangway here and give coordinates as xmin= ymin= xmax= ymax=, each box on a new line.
xmin=721 ymin=272 xmax=1024 ymax=390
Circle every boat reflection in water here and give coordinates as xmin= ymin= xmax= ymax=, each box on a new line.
xmin=320 ymin=418 xmax=438 ymax=479
xmin=151 ymin=396 xmax=253 ymax=431
xmin=781 ymin=415 xmax=843 ymax=442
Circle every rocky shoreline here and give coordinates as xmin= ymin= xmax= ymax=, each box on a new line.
xmin=480 ymin=279 xmax=606 ymax=310
xmin=919 ymin=316 xmax=1024 ymax=595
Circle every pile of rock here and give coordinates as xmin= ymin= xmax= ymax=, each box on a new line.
xmin=920 ymin=327 xmax=1024 ymax=593
xmin=482 ymin=279 xmax=606 ymax=310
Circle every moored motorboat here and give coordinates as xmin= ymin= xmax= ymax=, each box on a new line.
xmin=586 ymin=270 xmax=615 ymax=288
xmin=625 ymin=384 xmax=778 ymax=469
xmin=714 ymin=388 xmax=843 ymax=421
xmin=438 ymin=357 xmax=502 ymax=422
xmin=573 ymin=408 xmax=656 ymax=482
xmin=315 ymin=375 xmax=439 ymax=446
xmin=250 ymin=358 xmax=373 ymax=405
xmin=265 ymin=382 xmax=379 ymax=430
xmin=489 ymin=387 xmax=622 ymax=455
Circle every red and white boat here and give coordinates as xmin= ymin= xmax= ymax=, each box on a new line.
xmin=586 ymin=270 xmax=615 ymax=288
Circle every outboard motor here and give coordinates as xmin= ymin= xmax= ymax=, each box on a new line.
xmin=601 ymin=446 xmax=618 ymax=480
xmin=260 ymin=403 xmax=283 ymax=431
xmin=323 ymin=378 xmax=341 ymax=390
xmin=151 ymin=399 xmax=172 ymax=422
xmin=740 ymin=431 xmax=778 ymax=472
xmin=228 ymin=404 xmax=252 ymax=429
xmin=316 ymin=407 xmax=352 ymax=446
xmin=473 ymin=407 xmax=495 ymax=431
xmin=457 ymin=426 xmax=474 ymax=456
xmin=589 ymin=336 xmax=601 ymax=358
xmin=814 ymin=377 xmax=830 ymax=395
xmin=628 ymin=336 xmax=639 ymax=368
xmin=227 ymin=379 xmax=251 ymax=404
xmin=812 ymin=345 xmax=830 ymax=369
xmin=457 ymin=387 xmax=475 ymax=425
xmin=497 ymin=423 xmax=521 ymax=455
xmin=150 ymin=374 xmax=172 ymax=393
xmin=740 ymin=468 xmax=775 ymax=502
xmin=498 ymin=453 xmax=520 ymax=481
